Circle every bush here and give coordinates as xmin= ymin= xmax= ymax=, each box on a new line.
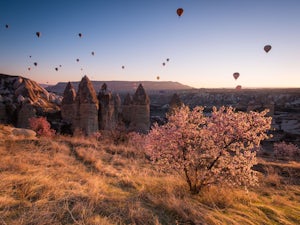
xmin=146 ymin=106 xmax=272 ymax=194
xmin=274 ymin=141 xmax=300 ymax=160
xmin=28 ymin=117 xmax=55 ymax=137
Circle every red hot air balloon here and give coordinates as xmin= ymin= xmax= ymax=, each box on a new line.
xmin=233 ymin=72 xmax=239 ymax=80
xmin=177 ymin=8 xmax=184 ymax=17
xmin=36 ymin=32 xmax=41 ymax=38
xmin=264 ymin=45 xmax=272 ymax=53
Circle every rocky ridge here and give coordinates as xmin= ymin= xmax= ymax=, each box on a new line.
xmin=0 ymin=74 xmax=61 ymax=127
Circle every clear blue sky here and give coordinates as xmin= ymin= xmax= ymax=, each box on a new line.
xmin=0 ymin=0 xmax=299 ymax=88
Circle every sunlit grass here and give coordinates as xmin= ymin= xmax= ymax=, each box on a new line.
xmin=0 ymin=126 xmax=299 ymax=224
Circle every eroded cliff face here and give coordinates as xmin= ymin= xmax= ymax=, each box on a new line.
xmin=0 ymin=74 xmax=61 ymax=128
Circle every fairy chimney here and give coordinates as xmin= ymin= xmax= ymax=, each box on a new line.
xmin=122 ymin=93 xmax=133 ymax=127
xmin=61 ymin=82 xmax=76 ymax=125
xmin=98 ymin=83 xmax=120 ymax=130
xmin=74 ymin=75 xmax=99 ymax=136
xmin=129 ymin=84 xmax=150 ymax=133
xmin=168 ymin=93 xmax=183 ymax=114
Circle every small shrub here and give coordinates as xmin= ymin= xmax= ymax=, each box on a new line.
xmin=28 ymin=117 xmax=55 ymax=137
xmin=274 ymin=142 xmax=300 ymax=160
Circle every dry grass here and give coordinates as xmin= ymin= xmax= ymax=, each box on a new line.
xmin=0 ymin=126 xmax=299 ymax=224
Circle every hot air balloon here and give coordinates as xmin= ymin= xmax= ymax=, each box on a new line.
xmin=236 ymin=85 xmax=242 ymax=90
xmin=29 ymin=55 xmax=32 ymax=58
xmin=80 ymin=68 xmax=83 ymax=71
xmin=76 ymin=58 xmax=79 ymax=62
xmin=78 ymin=33 xmax=82 ymax=38
xmin=5 ymin=24 xmax=9 ymax=29
xmin=264 ymin=45 xmax=272 ymax=53
xmin=36 ymin=32 xmax=41 ymax=38
xmin=156 ymin=76 xmax=160 ymax=80
xmin=122 ymin=65 xmax=125 ymax=69
xmin=55 ymin=67 xmax=58 ymax=71
xmin=162 ymin=62 xmax=166 ymax=66
xmin=233 ymin=72 xmax=239 ymax=80
xmin=34 ymin=62 xmax=37 ymax=66
xmin=59 ymin=65 xmax=62 ymax=67
xmin=166 ymin=58 xmax=170 ymax=62
xmin=28 ymin=67 xmax=31 ymax=71
xmin=91 ymin=51 xmax=95 ymax=56
xmin=177 ymin=8 xmax=184 ymax=17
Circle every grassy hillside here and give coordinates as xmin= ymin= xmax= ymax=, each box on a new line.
xmin=0 ymin=126 xmax=300 ymax=225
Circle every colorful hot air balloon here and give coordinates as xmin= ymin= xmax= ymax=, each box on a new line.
xmin=36 ymin=32 xmax=41 ymax=38
xmin=233 ymin=72 xmax=239 ymax=80
xmin=177 ymin=8 xmax=184 ymax=17
xmin=264 ymin=45 xmax=272 ymax=53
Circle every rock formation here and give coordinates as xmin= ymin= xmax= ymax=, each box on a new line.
xmin=0 ymin=74 xmax=61 ymax=128
xmin=61 ymin=82 xmax=76 ymax=126
xmin=74 ymin=76 xmax=99 ymax=136
xmin=122 ymin=93 xmax=133 ymax=127
xmin=128 ymin=84 xmax=150 ymax=133
xmin=98 ymin=83 xmax=121 ymax=130
xmin=168 ymin=93 xmax=184 ymax=114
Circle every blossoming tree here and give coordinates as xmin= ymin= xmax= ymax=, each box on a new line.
xmin=146 ymin=106 xmax=272 ymax=194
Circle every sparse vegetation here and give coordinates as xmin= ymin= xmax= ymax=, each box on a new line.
xmin=28 ymin=117 xmax=55 ymax=137
xmin=274 ymin=141 xmax=300 ymax=161
xmin=0 ymin=122 xmax=299 ymax=224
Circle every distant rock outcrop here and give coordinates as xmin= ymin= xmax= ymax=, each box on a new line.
xmin=74 ymin=76 xmax=99 ymax=136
